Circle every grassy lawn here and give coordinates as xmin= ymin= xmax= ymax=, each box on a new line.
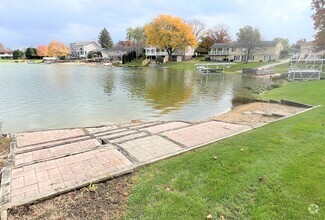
xmin=225 ymin=61 xmax=277 ymax=73
xmin=0 ymin=59 xmax=15 ymax=63
xmin=161 ymin=58 xmax=279 ymax=73
xmin=0 ymin=59 xmax=43 ymax=63
xmin=161 ymin=58 xmax=203 ymax=70
xmin=126 ymin=80 xmax=325 ymax=219
xmin=274 ymin=63 xmax=290 ymax=73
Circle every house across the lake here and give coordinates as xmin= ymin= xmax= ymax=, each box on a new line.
xmin=209 ymin=40 xmax=284 ymax=62
xmin=69 ymin=41 xmax=102 ymax=58
xmin=0 ymin=48 xmax=13 ymax=59
xmin=145 ymin=45 xmax=195 ymax=62
xmin=91 ymin=47 xmax=128 ymax=61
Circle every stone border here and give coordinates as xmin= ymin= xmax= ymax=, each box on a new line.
xmin=0 ymin=141 xmax=16 ymax=207
xmin=256 ymin=99 xmax=314 ymax=108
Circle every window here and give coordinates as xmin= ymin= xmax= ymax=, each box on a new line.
xmin=231 ymin=48 xmax=236 ymax=52
xmin=234 ymin=56 xmax=240 ymax=61
xmin=249 ymin=55 xmax=255 ymax=60
xmin=264 ymin=55 xmax=271 ymax=61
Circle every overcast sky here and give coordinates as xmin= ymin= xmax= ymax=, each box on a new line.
xmin=0 ymin=0 xmax=315 ymax=49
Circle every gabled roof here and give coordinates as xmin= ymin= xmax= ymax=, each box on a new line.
xmin=72 ymin=41 xmax=101 ymax=47
xmin=92 ymin=47 xmax=128 ymax=56
xmin=0 ymin=48 xmax=13 ymax=53
xmin=211 ymin=41 xmax=279 ymax=49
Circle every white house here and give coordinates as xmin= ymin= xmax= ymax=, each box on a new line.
xmin=145 ymin=45 xmax=195 ymax=62
xmin=91 ymin=47 xmax=128 ymax=61
xmin=0 ymin=49 xmax=13 ymax=59
xmin=70 ymin=41 xmax=102 ymax=58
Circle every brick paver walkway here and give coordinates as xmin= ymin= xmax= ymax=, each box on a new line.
xmin=0 ymin=120 xmax=253 ymax=209
xmin=162 ymin=121 xmax=251 ymax=148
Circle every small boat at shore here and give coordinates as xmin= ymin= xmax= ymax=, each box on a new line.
xmin=43 ymin=57 xmax=58 ymax=64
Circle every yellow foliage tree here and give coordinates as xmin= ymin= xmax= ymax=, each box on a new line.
xmin=37 ymin=45 xmax=48 ymax=57
xmin=48 ymin=40 xmax=69 ymax=57
xmin=144 ymin=14 xmax=197 ymax=60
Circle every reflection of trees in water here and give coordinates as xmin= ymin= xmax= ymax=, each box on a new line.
xmin=196 ymin=72 xmax=226 ymax=94
xmin=120 ymin=70 xmax=146 ymax=98
xmin=195 ymin=72 xmax=241 ymax=105
xmin=236 ymin=74 xmax=271 ymax=92
xmin=103 ymin=73 xmax=116 ymax=96
xmin=145 ymin=69 xmax=195 ymax=113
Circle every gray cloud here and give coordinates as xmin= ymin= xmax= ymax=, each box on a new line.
xmin=0 ymin=0 xmax=314 ymax=49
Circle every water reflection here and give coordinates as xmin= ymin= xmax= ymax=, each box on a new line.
xmin=144 ymin=69 xmax=195 ymax=113
xmin=0 ymin=63 xmax=272 ymax=132
xmin=102 ymin=73 xmax=116 ymax=96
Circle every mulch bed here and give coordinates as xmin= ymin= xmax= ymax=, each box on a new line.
xmin=8 ymin=174 xmax=133 ymax=220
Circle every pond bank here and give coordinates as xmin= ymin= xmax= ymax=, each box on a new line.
xmin=0 ymin=100 xmax=314 ymax=219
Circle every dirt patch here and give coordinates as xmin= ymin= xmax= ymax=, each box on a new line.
xmin=213 ymin=102 xmax=308 ymax=127
xmin=8 ymin=174 xmax=133 ymax=220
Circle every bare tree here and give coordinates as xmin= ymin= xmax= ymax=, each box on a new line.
xmin=187 ymin=19 xmax=206 ymax=42
xmin=311 ymin=0 xmax=325 ymax=52
xmin=236 ymin=25 xmax=261 ymax=63
xmin=207 ymin=24 xmax=232 ymax=43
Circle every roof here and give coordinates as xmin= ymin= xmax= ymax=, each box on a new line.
xmin=72 ymin=41 xmax=99 ymax=47
xmin=92 ymin=47 xmax=128 ymax=56
xmin=0 ymin=48 xmax=13 ymax=53
xmin=211 ymin=41 xmax=279 ymax=49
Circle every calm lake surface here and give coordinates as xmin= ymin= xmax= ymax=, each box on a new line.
xmin=0 ymin=63 xmax=270 ymax=133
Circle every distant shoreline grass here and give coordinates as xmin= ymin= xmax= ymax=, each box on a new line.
xmin=160 ymin=58 xmax=279 ymax=73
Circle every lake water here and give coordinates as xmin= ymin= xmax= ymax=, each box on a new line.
xmin=0 ymin=63 xmax=270 ymax=133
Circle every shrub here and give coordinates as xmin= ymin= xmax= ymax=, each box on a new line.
xmin=232 ymin=88 xmax=255 ymax=105
xmin=269 ymin=83 xmax=281 ymax=89
xmin=112 ymin=61 xmax=121 ymax=66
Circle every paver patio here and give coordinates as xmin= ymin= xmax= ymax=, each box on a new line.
xmin=2 ymin=116 xmax=297 ymax=211
xmin=162 ymin=121 xmax=251 ymax=148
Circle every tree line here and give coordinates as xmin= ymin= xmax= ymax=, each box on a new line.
xmin=5 ymin=0 xmax=322 ymax=61
xmin=12 ymin=40 xmax=69 ymax=59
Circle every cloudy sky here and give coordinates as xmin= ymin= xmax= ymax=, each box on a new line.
xmin=0 ymin=0 xmax=315 ymax=49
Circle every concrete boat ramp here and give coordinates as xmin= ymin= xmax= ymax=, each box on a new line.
xmin=0 ymin=100 xmax=315 ymax=214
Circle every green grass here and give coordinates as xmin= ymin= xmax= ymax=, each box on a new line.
xmin=126 ymin=80 xmax=325 ymax=219
xmin=0 ymin=59 xmax=43 ymax=63
xmin=161 ymin=58 xmax=278 ymax=72
xmin=161 ymin=58 xmax=203 ymax=70
xmin=225 ymin=61 xmax=277 ymax=73
xmin=0 ymin=59 xmax=16 ymax=63
xmin=274 ymin=63 xmax=290 ymax=73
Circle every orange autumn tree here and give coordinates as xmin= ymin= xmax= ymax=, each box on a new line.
xmin=144 ymin=14 xmax=197 ymax=61
xmin=48 ymin=40 xmax=69 ymax=57
xmin=37 ymin=45 xmax=48 ymax=57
